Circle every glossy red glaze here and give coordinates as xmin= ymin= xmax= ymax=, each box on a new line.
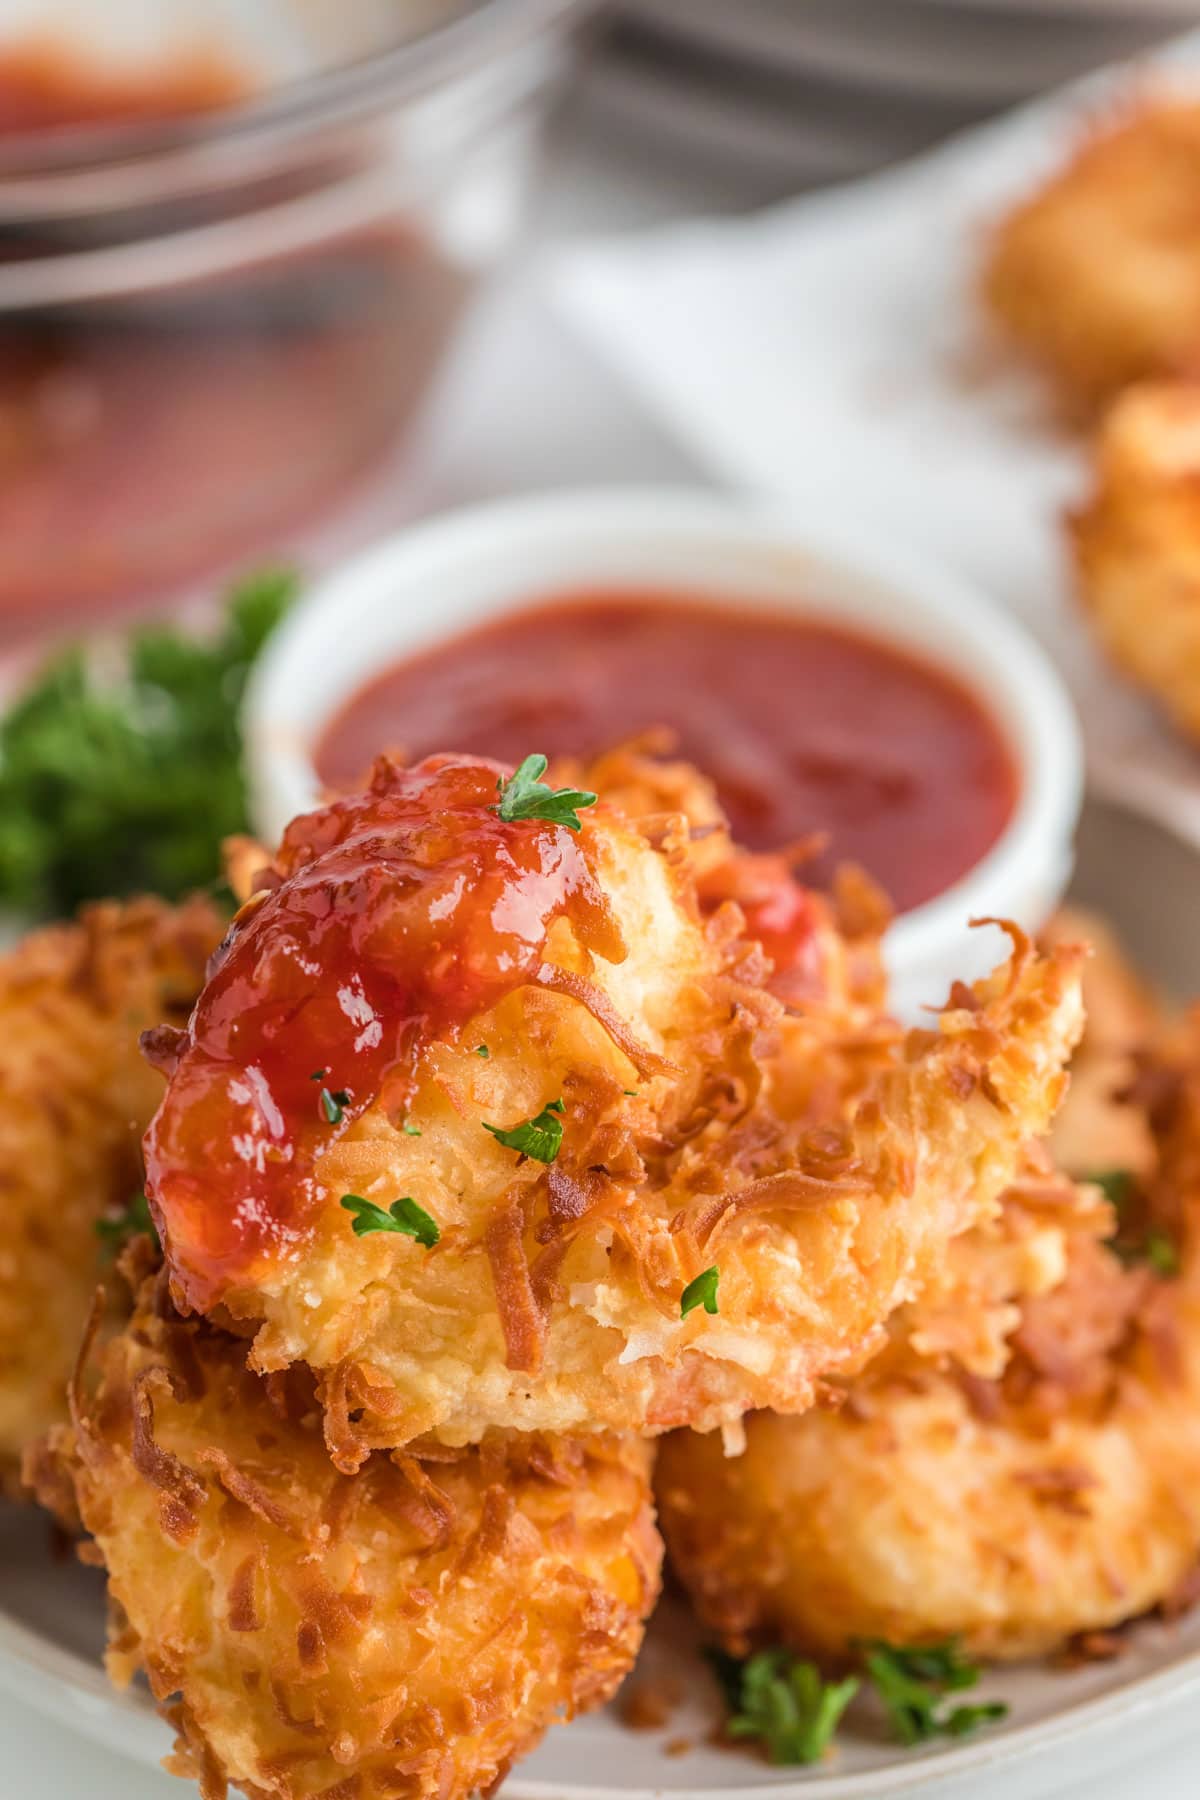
xmin=316 ymin=594 xmax=1018 ymax=914
xmin=697 ymin=853 xmax=825 ymax=1004
xmin=143 ymin=753 xmax=622 ymax=1311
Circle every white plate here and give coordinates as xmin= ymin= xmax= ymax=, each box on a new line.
xmin=551 ymin=26 xmax=1200 ymax=848
xmin=3 ymin=789 xmax=1200 ymax=1797
xmin=620 ymin=0 xmax=1173 ymax=105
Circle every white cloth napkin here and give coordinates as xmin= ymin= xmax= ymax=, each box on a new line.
xmin=549 ymin=29 xmax=1200 ymax=845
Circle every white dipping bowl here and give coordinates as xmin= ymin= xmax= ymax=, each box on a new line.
xmin=245 ymin=487 xmax=1083 ymax=1020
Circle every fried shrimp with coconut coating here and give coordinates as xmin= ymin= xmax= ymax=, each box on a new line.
xmin=658 ymin=1012 xmax=1200 ymax=1664
xmin=1042 ymin=904 xmax=1162 ymax=1180
xmin=35 ymin=1267 xmax=660 ymax=1800
xmin=143 ymin=752 xmax=1083 ymax=1462
xmin=982 ymin=97 xmax=1200 ymax=415
xmin=1069 ymin=380 xmax=1200 ymax=743
xmin=0 ymin=895 xmax=220 ymax=1484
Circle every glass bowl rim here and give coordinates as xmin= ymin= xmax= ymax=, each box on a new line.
xmin=0 ymin=0 xmax=594 ymax=179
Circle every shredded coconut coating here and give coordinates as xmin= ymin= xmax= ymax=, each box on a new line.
xmin=658 ymin=990 xmax=1200 ymax=1663
xmin=983 ymin=94 xmax=1200 ymax=414
xmin=1070 ymin=379 xmax=1200 ymax=744
xmin=147 ymin=753 xmax=1083 ymax=1461
xmin=34 ymin=1268 xmax=661 ymax=1800
xmin=0 ymin=895 xmax=220 ymax=1486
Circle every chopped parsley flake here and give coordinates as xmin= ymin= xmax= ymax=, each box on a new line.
xmin=340 ymin=1194 xmax=439 ymax=1247
xmin=681 ymin=1265 xmax=720 ymax=1318
xmin=1091 ymin=1169 xmax=1133 ymax=1209
xmin=1145 ymin=1228 xmax=1181 ymax=1277
xmin=401 ymin=1121 xmax=422 ymax=1137
xmin=710 ymin=1649 xmax=858 ymax=1766
xmin=320 ymin=1087 xmax=350 ymax=1125
xmin=860 ymin=1639 xmax=1007 ymax=1746
xmin=492 ymin=754 xmax=597 ymax=833
xmin=310 ymin=1069 xmax=326 ymax=1082
xmin=1094 ymin=1168 xmax=1181 ymax=1276
xmin=474 ymin=1043 xmax=490 ymax=1059
xmin=483 ymin=1100 xmax=565 ymax=1164
xmin=96 ymin=1190 xmax=159 ymax=1253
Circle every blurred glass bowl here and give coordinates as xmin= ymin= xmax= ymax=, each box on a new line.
xmin=0 ymin=0 xmax=591 ymax=636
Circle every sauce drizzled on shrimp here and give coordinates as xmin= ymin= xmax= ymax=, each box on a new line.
xmin=143 ymin=753 xmax=622 ymax=1311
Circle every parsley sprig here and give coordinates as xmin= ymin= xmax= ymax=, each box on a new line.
xmin=1092 ymin=1169 xmax=1133 ymax=1210
xmin=341 ymin=1194 xmax=439 ymax=1247
xmin=710 ymin=1649 xmax=858 ymax=1766
xmin=95 ymin=1190 xmax=159 ymax=1254
xmin=681 ymin=1265 xmax=720 ymax=1318
xmin=0 ymin=569 xmax=296 ymax=918
xmin=483 ymin=1099 xmax=565 ymax=1164
xmin=711 ymin=1637 xmax=1005 ymax=1766
xmin=860 ymin=1639 xmax=1007 ymax=1746
xmin=492 ymin=754 xmax=597 ymax=833
xmin=1092 ymin=1168 xmax=1181 ymax=1276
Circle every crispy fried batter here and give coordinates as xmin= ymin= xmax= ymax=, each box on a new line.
xmin=35 ymin=1270 xmax=661 ymax=1800
xmin=0 ymin=896 xmax=220 ymax=1486
xmin=145 ymin=755 xmax=1083 ymax=1461
xmin=1069 ymin=380 xmax=1200 ymax=741
xmin=1043 ymin=904 xmax=1162 ymax=1179
xmin=982 ymin=95 xmax=1200 ymax=415
xmin=658 ymin=1003 xmax=1200 ymax=1664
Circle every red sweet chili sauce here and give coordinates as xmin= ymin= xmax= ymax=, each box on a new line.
xmin=0 ymin=48 xmax=467 ymax=633
xmin=0 ymin=44 xmax=245 ymax=130
xmin=316 ymin=594 xmax=1018 ymax=916
xmin=143 ymin=753 xmax=623 ymax=1312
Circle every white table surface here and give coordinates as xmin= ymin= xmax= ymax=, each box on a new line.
xmin=8 ymin=60 xmax=1200 ymax=1800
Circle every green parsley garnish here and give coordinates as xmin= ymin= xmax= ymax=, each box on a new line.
xmin=474 ymin=1043 xmax=490 ymax=1058
xmin=623 ymin=1088 xmax=639 ymax=1098
xmin=1093 ymin=1168 xmax=1181 ymax=1276
xmin=681 ymin=1265 xmax=720 ymax=1318
xmin=96 ymin=1190 xmax=159 ymax=1254
xmin=1091 ymin=1169 xmax=1133 ymax=1209
xmin=340 ymin=1194 xmax=439 ymax=1247
xmin=710 ymin=1636 xmax=1005 ymax=1767
xmin=320 ymin=1087 xmax=350 ymax=1125
xmin=1145 ymin=1228 xmax=1181 ymax=1277
xmin=860 ymin=1639 xmax=1007 ymax=1746
xmin=709 ymin=1649 xmax=859 ymax=1766
xmin=492 ymin=754 xmax=597 ymax=833
xmin=483 ymin=1098 xmax=565 ymax=1164
xmin=401 ymin=1121 xmax=422 ymax=1137
xmin=311 ymin=1069 xmax=326 ymax=1082
xmin=0 ymin=568 xmax=296 ymax=918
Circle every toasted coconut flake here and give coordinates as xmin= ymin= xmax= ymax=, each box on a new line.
xmin=129 ymin=1367 xmax=204 ymax=1543
xmin=531 ymin=963 xmax=678 ymax=1080
xmin=484 ymin=1201 xmax=544 ymax=1375
xmin=688 ymin=1167 xmax=870 ymax=1251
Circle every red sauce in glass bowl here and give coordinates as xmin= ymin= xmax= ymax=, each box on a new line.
xmin=0 ymin=44 xmax=246 ymax=130
xmin=0 ymin=51 xmax=469 ymax=632
xmin=315 ymin=593 xmax=1018 ymax=915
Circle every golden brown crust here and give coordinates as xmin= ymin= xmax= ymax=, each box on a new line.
xmin=0 ymin=895 xmax=221 ymax=1488
xmin=184 ymin=800 xmax=1082 ymax=1459
xmin=146 ymin=749 xmax=1085 ymax=1458
xmin=982 ymin=94 xmax=1200 ymax=415
xmin=657 ymin=994 xmax=1200 ymax=1664
xmin=37 ymin=1270 xmax=662 ymax=1800
xmin=1043 ymin=904 xmax=1163 ymax=1180
xmin=1069 ymin=380 xmax=1200 ymax=742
